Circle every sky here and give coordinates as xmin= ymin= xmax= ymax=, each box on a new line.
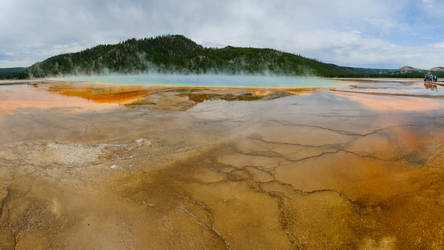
xmin=0 ymin=0 xmax=443 ymax=69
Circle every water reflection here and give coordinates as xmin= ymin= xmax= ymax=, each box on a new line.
xmin=424 ymin=82 xmax=438 ymax=92
xmin=333 ymin=79 xmax=444 ymax=97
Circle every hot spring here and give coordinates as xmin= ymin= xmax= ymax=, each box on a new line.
xmin=60 ymin=74 xmax=344 ymax=87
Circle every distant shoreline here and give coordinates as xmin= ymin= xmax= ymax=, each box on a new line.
xmin=1 ymin=77 xmax=427 ymax=89
xmin=0 ymin=79 xmax=55 ymax=85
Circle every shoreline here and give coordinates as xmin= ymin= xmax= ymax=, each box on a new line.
xmin=2 ymin=76 xmax=427 ymax=89
xmin=4 ymin=76 xmax=352 ymax=90
xmin=0 ymin=79 xmax=57 ymax=85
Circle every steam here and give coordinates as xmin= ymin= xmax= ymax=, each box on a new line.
xmin=31 ymin=44 xmax=339 ymax=87
xmin=60 ymin=73 xmax=341 ymax=88
xmin=28 ymin=44 xmax=320 ymax=79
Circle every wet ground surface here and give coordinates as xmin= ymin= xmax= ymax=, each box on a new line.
xmin=0 ymin=79 xmax=443 ymax=249
xmin=332 ymin=79 xmax=444 ymax=97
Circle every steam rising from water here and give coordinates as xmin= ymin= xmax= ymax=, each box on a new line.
xmin=60 ymin=74 xmax=342 ymax=87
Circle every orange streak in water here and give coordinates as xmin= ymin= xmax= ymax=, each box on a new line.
xmin=336 ymin=92 xmax=440 ymax=111
xmin=0 ymin=85 xmax=118 ymax=118
xmin=40 ymin=83 xmax=150 ymax=104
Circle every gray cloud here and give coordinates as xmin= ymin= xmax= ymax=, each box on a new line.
xmin=0 ymin=0 xmax=443 ymax=68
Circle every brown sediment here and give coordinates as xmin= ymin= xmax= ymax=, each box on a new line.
xmin=108 ymin=120 xmax=444 ymax=249
xmin=178 ymin=92 xmax=263 ymax=102
xmin=125 ymin=88 xmax=296 ymax=110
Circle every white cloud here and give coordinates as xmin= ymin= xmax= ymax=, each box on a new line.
xmin=0 ymin=0 xmax=443 ymax=69
xmin=430 ymin=42 xmax=444 ymax=49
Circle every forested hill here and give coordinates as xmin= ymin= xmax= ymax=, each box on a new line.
xmin=4 ymin=35 xmax=443 ymax=79
xmin=26 ymin=35 xmax=349 ymax=77
xmin=0 ymin=67 xmax=26 ymax=79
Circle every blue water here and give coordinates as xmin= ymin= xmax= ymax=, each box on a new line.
xmin=60 ymin=74 xmax=344 ymax=88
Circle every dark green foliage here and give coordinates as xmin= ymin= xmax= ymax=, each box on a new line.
xmin=25 ymin=35 xmax=359 ymax=77
xmin=0 ymin=67 xmax=27 ymax=79
xmin=5 ymin=35 xmax=444 ymax=79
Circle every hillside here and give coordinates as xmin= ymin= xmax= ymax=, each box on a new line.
xmin=0 ymin=67 xmax=27 ymax=79
xmin=431 ymin=67 xmax=444 ymax=72
xmin=27 ymin=35 xmax=349 ymax=77
xmin=6 ymin=35 xmax=444 ymax=79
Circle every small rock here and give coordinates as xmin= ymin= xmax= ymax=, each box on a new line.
xmin=110 ymin=164 xmax=121 ymax=169
xmin=135 ymin=138 xmax=152 ymax=146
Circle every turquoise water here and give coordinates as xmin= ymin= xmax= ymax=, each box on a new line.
xmin=60 ymin=74 xmax=343 ymax=87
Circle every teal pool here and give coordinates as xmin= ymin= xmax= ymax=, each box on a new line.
xmin=60 ymin=74 xmax=344 ymax=88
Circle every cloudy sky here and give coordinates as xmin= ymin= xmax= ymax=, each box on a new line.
xmin=1 ymin=0 xmax=443 ymax=69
